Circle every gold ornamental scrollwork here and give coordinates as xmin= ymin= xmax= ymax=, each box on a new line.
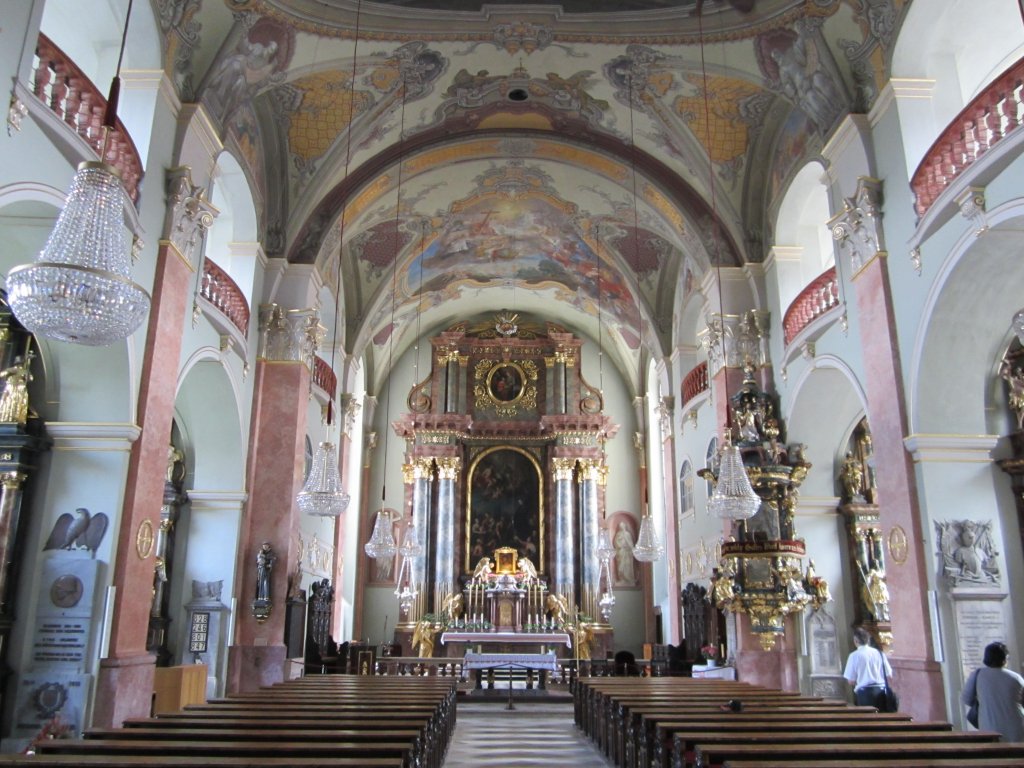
xmin=136 ymin=519 xmax=155 ymax=559
xmin=473 ymin=359 xmax=539 ymax=417
xmin=888 ymin=525 xmax=908 ymax=565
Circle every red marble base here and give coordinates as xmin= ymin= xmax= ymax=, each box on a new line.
xmin=92 ymin=652 xmax=156 ymax=728
xmin=225 ymin=643 xmax=287 ymax=693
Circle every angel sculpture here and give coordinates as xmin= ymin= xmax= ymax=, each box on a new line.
xmin=518 ymin=556 xmax=538 ymax=582
xmin=472 ymin=556 xmax=493 ymax=581
xmin=573 ymin=622 xmax=594 ymax=660
xmin=411 ymin=619 xmax=436 ymax=658
xmin=937 ymin=520 xmax=1000 ymax=586
xmin=546 ymin=593 xmax=569 ymax=627
xmin=441 ymin=592 xmax=463 ymax=624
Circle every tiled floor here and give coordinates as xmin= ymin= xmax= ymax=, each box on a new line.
xmin=443 ymin=700 xmax=613 ymax=767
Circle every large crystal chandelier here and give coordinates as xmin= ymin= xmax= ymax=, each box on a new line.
xmin=633 ymin=512 xmax=665 ymax=562
xmin=297 ymin=440 xmax=350 ymax=517
xmin=8 ymin=0 xmax=150 ymax=346
xmin=364 ymin=508 xmax=397 ymax=559
xmin=708 ymin=436 xmax=761 ymax=520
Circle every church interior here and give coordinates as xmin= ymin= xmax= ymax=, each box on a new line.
xmin=0 ymin=0 xmax=1023 ymax=756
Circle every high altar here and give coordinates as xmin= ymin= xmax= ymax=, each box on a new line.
xmin=388 ymin=314 xmax=619 ymax=657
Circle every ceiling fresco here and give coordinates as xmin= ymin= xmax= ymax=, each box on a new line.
xmin=155 ymin=0 xmax=907 ymax=390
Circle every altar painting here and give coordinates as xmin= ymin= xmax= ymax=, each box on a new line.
xmin=466 ymin=448 xmax=542 ymax=573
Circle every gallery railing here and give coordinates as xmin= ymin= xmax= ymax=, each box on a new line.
xmin=313 ymin=355 xmax=337 ymax=400
xmin=783 ymin=266 xmax=839 ymax=346
xmin=911 ymin=55 xmax=1024 ymax=218
xmin=200 ymin=258 xmax=250 ymax=337
xmin=681 ymin=361 xmax=709 ymax=405
xmin=31 ymin=33 xmax=143 ymax=205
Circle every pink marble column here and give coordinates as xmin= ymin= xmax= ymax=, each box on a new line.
xmin=92 ymin=242 xmax=191 ymax=728
xmin=852 ymin=254 xmax=943 ymax=720
xmin=226 ymin=360 xmax=309 ymax=692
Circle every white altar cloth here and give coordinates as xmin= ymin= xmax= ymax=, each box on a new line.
xmin=440 ymin=630 xmax=572 ymax=647
xmin=463 ymin=651 xmax=560 ymax=672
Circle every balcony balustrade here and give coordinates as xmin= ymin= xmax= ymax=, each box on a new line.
xmin=313 ymin=356 xmax=337 ymax=400
xmin=32 ymin=34 xmax=144 ymax=204
xmin=200 ymin=258 xmax=250 ymax=338
xmin=911 ymin=56 xmax=1024 ymax=218
xmin=783 ymin=266 xmax=839 ymax=346
xmin=681 ymin=361 xmax=709 ymax=405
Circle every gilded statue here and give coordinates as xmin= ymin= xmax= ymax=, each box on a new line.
xmin=572 ymin=623 xmax=594 ymax=660
xmin=840 ymin=452 xmax=864 ymax=502
xmin=472 ymin=556 xmax=493 ymax=581
xmin=441 ymin=592 xmax=463 ymax=624
xmin=711 ymin=570 xmax=736 ymax=609
xmin=0 ymin=353 xmax=33 ymax=425
xmin=999 ymin=359 xmax=1024 ymax=430
xmin=518 ymin=556 xmax=538 ymax=582
xmin=857 ymin=563 xmax=890 ymax=621
xmin=805 ymin=559 xmax=832 ymax=604
xmin=546 ymin=593 xmax=570 ymax=627
xmin=411 ymin=619 xmax=436 ymax=658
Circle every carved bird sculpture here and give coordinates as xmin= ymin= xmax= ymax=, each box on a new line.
xmin=43 ymin=508 xmax=109 ymax=552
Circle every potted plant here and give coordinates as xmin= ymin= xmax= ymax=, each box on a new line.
xmin=701 ymin=643 xmax=719 ymax=666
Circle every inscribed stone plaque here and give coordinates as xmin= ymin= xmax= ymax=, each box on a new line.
xmin=951 ymin=590 xmax=1008 ymax=682
xmin=10 ymin=670 xmax=91 ymax=747
xmin=808 ymin=608 xmax=841 ymax=674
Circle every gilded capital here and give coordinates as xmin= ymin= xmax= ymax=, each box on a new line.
xmin=436 ymin=456 xmax=461 ymax=480
xmin=164 ymin=167 xmax=218 ymax=268
xmin=0 ymin=471 xmax=26 ymax=490
xmin=552 ymin=457 xmax=576 ymax=480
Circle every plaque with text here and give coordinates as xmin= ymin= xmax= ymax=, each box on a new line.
xmin=189 ymin=611 xmax=210 ymax=654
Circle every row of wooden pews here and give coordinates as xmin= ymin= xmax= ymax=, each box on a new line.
xmin=0 ymin=675 xmax=456 ymax=768
xmin=575 ymin=676 xmax=1024 ymax=768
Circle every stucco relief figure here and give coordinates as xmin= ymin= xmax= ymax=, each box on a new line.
xmin=0 ymin=353 xmax=33 ymax=424
xmin=757 ymin=27 xmax=844 ymax=133
xmin=999 ymin=359 xmax=1024 ymax=430
xmin=937 ymin=520 xmax=1000 ymax=586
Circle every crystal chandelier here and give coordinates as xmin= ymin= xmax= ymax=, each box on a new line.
xmin=363 ymin=508 xmax=397 ymax=559
xmin=8 ymin=0 xmax=150 ymax=346
xmin=633 ymin=512 xmax=664 ymax=562
xmin=708 ymin=436 xmax=761 ymax=520
xmin=296 ymin=440 xmax=350 ymax=517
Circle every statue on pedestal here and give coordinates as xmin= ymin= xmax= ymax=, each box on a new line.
xmin=0 ymin=352 xmax=34 ymax=424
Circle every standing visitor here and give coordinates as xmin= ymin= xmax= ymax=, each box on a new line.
xmin=962 ymin=641 xmax=1024 ymax=742
xmin=843 ymin=626 xmax=891 ymax=708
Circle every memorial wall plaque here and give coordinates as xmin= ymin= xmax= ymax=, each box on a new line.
xmin=808 ymin=609 xmax=841 ymax=674
xmin=11 ymin=671 xmax=91 ymax=747
xmin=952 ymin=590 xmax=1009 ymax=682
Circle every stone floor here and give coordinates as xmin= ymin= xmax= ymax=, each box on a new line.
xmin=442 ymin=700 xmax=613 ymax=767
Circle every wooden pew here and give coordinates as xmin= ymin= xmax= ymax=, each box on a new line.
xmin=693 ymin=740 xmax=1024 ymax=768
xmin=724 ymin=759 xmax=1024 ymax=768
xmin=669 ymin=729 xmax=1000 ymax=768
xmin=0 ymin=757 xmax=404 ymax=767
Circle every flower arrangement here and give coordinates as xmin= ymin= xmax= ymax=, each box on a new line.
xmin=23 ymin=715 xmax=74 ymax=754
xmin=701 ymin=643 xmax=719 ymax=661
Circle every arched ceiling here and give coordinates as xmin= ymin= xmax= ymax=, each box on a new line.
xmin=159 ymin=0 xmax=904 ymax=391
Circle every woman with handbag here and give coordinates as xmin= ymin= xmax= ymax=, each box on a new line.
xmin=843 ymin=627 xmax=893 ymax=709
xmin=961 ymin=641 xmax=1024 ymax=741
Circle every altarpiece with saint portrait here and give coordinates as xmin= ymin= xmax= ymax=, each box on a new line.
xmin=385 ymin=313 xmax=619 ymax=658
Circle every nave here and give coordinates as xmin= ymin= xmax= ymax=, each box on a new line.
xmin=443 ymin=701 xmax=612 ymax=768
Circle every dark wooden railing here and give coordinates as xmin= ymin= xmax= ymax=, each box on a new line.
xmin=313 ymin=356 xmax=337 ymax=400
xmin=200 ymin=258 xmax=250 ymax=337
xmin=783 ymin=266 xmax=839 ymax=345
xmin=681 ymin=361 xmax=709 ymax=405
xmin=911 ymin=55 xmax=1024 ymax=218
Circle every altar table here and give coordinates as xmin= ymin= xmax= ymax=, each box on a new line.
xmin=439 ymin=630 xmax=572 ymax=647
xmin=462 ymin=650 xmax=561 ymax=689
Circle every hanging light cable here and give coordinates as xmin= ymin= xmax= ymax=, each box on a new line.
xmin=8 ymin=0 xmax=150 ymax=346
xmin=624 ymin=74 xmax=663 ymax=563
xmin=298 ymin=0 xmax=365 ymax=518
xmin=366 ymin=76 xmax=411 ymax=575
xmin=696 ymin=6 xmax=760 ymax=521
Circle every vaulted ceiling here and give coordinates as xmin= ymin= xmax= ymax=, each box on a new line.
xmin=160 ymin=0 xmax=903 ymax=390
